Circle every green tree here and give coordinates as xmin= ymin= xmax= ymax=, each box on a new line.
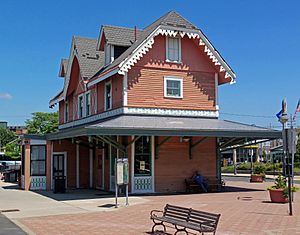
xmin=0 ymin=127 xmax=17 ymax=147
xmin=5 ymin=141 xmax=21 ymax=159
xmin=25 ymin=112 xmax=59 ymax=134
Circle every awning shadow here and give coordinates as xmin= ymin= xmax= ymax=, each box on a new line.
xmin=36 ymin=189 xmax=114 ymax=201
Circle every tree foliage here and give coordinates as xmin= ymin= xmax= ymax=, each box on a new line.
xmin=5 ymin=142 xmax=21 ymax=159
xmin=25 ymin=112 xmax=59 ymax=134
xmin=0 ymin=127 xmax=17 ymax=147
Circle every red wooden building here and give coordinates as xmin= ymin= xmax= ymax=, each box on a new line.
xmin=21 ymin=11 xmax=280 ymax=193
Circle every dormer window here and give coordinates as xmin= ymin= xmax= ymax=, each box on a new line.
xmin=105 ymin=43 xmax=114 ymax=65
xmin=166 ymin=37 xmax=181 ymax=63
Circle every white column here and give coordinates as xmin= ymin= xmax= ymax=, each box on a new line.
xmin=215 ymin=73 xmax=219 ymax=110
xmin=233 ymin=149 xmax=237 ymax=175
xmin=123 ymin=72 xmax=128 ymax=106
xmin=151 ymin=136 xmax=155 ymax=193
xmin=76 ymin=143 xmax=80 ymax=188
xmin=89 ymin=148 xmax=93 ymax=188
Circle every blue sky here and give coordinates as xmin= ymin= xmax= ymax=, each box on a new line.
xmin=0 ymin=0 xmax=299 ymax=128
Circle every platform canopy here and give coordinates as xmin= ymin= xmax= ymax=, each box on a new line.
xmin=46 ymin=115 xmax=281 ymax=150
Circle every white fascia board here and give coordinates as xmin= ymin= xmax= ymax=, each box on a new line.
xmin=87 ymin=67 xmax=119 ymax=88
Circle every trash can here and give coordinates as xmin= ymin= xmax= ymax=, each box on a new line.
xmin=53 ymin=176 xmax=66 ymax=193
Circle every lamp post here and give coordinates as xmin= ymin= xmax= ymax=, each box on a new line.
xmin=278 ymin=98 xmax=292 ymax=216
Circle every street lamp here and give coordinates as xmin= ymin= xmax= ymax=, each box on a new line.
xmin=278 ymin=98 xmax=292 ymax=216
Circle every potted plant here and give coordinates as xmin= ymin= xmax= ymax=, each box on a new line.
xmin=267 ymin=174 xmax=299 ymax=203
xmin=250 ymin=164 xmax=266 ymax=183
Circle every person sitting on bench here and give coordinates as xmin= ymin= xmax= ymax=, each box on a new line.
xmin=193 ymin=172 xmax=208 ymax=192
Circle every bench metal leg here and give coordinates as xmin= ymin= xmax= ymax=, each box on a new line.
xmin=174 ymin=225 xmax=188 ymax=235
xmin=151 ymin=219 xmax=166 ymax=233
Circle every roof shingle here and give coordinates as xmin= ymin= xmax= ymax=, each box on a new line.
xmin=102 ymin=25 xmax=142 ymax=47
xmin=73 ymin=36 xmax=104 ymax=79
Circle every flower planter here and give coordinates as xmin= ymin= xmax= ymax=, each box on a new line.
xmin=250 ymin=175 xmax=264 ymax=183
xmin=268 ymin=188 xmax=288 ymax=203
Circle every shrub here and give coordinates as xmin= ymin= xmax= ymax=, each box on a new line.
xmin=267 ymin=174 xmax=299 ymax=198
xmin=253 ymin=164 xmax=266 ymax=174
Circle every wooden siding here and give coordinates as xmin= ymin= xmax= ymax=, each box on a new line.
xmin=96 ymin=74 xmax=123 ymax=113
xmin=58 ymin=101 xmax=64 ymax=124
xmin=127 ymin=35 xmax=217 ymax=110
xmin=53 ymin=140 xmax=76 ymax=188
xmin=154 ymin=136 xmax=216 ymax=192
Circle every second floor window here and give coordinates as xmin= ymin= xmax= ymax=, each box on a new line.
xmin=65 ymin=101 xmax=69 ymax=122
xmin=105 ymin=83 xmax=112 ymax=110
xmin=78 ymin=95 xmax=84 ymax=118
xmin=164 ymin=76 xmax=183 ymax=98
xmin=86 ymin=92 xmax=91 ymax=116
xmin=166 ymin=37 xmax=181 ymax=62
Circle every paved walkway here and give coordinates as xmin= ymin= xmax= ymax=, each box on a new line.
xmin=1 ymin=179 xmax=300 ymax=234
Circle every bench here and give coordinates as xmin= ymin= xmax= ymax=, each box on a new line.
xmin=185 ymin=177 xmax=225 ymax=193
xmin=150 ymin=204 xmax=221 ymax=234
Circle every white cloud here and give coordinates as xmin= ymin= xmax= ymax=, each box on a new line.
xmin=0 ymin=93 xmax=12 ymax=100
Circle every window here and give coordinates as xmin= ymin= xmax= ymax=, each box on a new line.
xmin=65 ymin=101 xmax=69 ymax=122
xmin=164 ymin=77 xmax=183 ymax=98
xmin=134 ymin=136 xmax=151 ymax=176
xmin=105 ymin=82 xmax=112 ymax=110
xmin=85 ymin=92 xmax=91 ymax=116
xmin=30 ymin=145 xmax=46 ymax=176
xmin=105 ymin=44 xmax=114 ymax=65
xmin=166 ymin=37 xmax=181 ymax=62
xmin=78 ymin=95 xmax=84 ymax=118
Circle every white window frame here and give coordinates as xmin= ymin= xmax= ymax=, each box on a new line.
xmin=85 ymin=91 xmax=91 ymax=116
xmin=64 ymin=101 xmax=69 ymax=123
xmin=166 ymin=36 xmax=181 ymax=63
xmin=77 ymin=94 xmax=84 ymax=119
xmin=164 ymin=76 xmax=183 ymax=99
xmin=104 ymin=81 xmax=112 ymax=111
xmin=105 ymin=43 xmax=115 ymax=66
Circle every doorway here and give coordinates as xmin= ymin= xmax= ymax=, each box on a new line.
xmin=52 ymin=153 xmax=67 ymax=189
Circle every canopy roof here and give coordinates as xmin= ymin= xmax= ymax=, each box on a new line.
xmin=46 ymin=115 xmax=281 ymax=141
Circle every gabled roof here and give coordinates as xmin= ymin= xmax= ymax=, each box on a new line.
xmin=89 ymin=11 xmax=236 ymax=86
xmin=99 ymin=25 xmax=142 ymax=48
xmin=73 ymin=36 xmax=104 ymax=79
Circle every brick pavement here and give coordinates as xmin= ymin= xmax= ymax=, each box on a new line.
xmin=17 ymin=181 xmax=300 ymax=235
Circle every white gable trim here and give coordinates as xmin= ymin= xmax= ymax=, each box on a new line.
xmin=117 ymin=25 xmax=236 ymax=83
